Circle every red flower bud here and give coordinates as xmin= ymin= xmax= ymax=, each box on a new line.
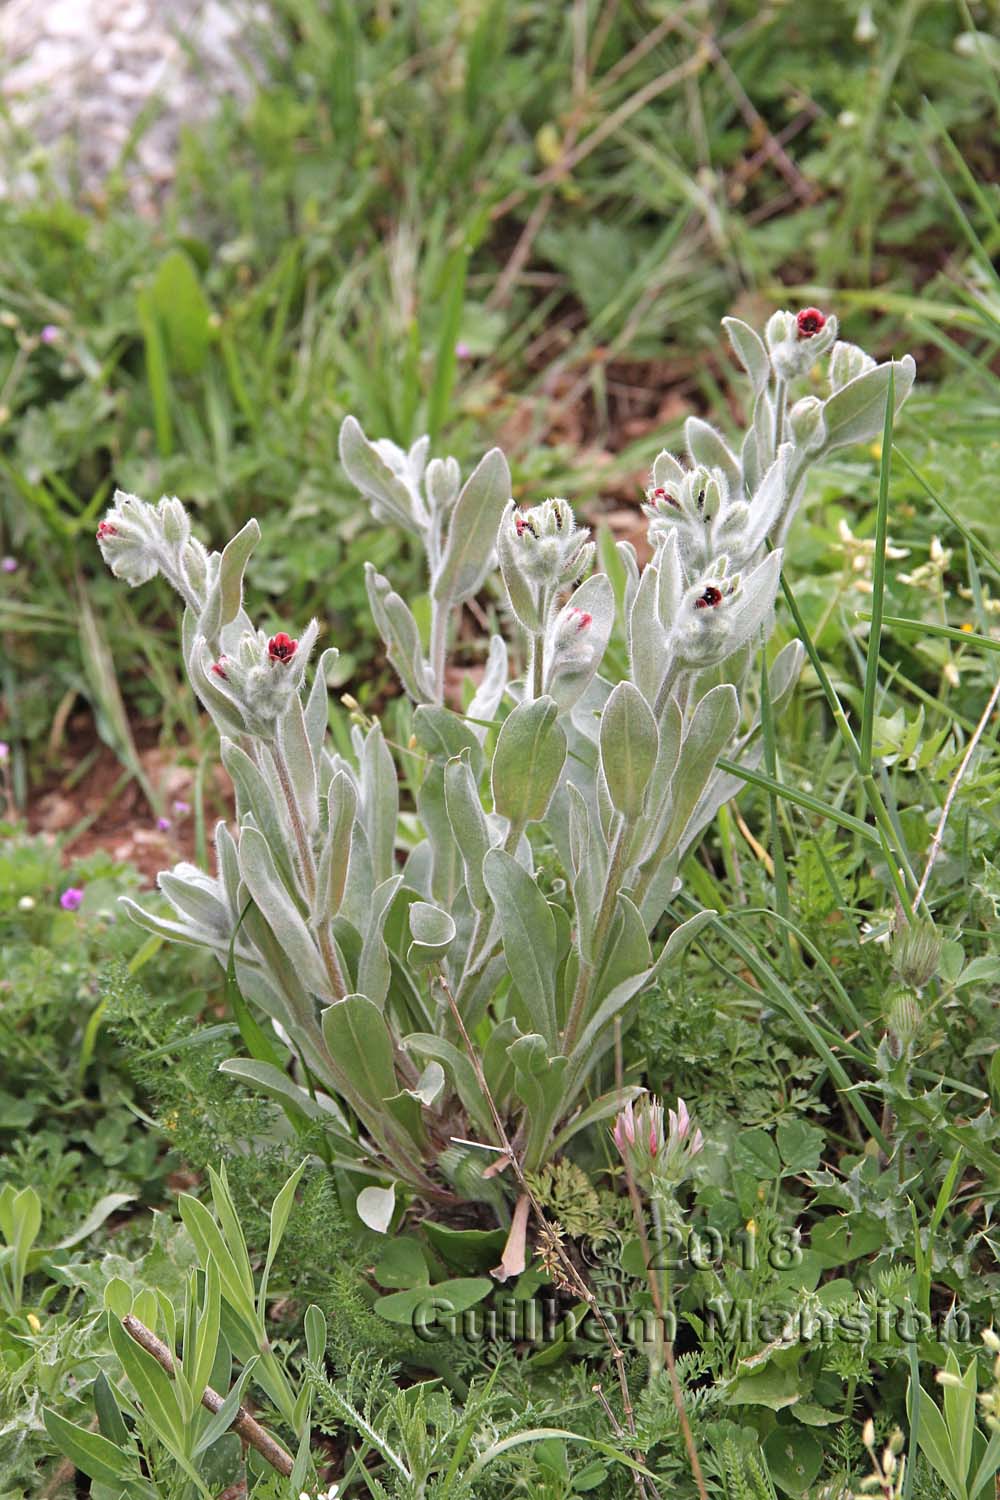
xmin=796 ymin=307 xmax=826 ymax=339
xmin=211 ymin=660 xmax=228 ymax=679
xmin=514 ymin=514 xmax=538 ymax=539
xmin=96 ymin=521 xmax=117 ymax=539
xmin=268 ymin=632 xmax=297 ymax=663
xmin=571 ymin=608 xmax=592 ymax=630
xmin=694 ymin=586 xmax=723 ymax=609
xmin=651 ymin=487 xmax=680 ymax=510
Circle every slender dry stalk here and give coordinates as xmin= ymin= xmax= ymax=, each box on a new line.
xmin=914 ymin=674 xmax=1000 ymax=907
xmin=121 ymin=1315 xmax=295 ymax=1478
xmin=614 ymin=1042 xmax=709 ymax=1500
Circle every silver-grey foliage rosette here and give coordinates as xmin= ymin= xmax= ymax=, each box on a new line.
xmin=96 ymin=309 xmax=914 ymax=1232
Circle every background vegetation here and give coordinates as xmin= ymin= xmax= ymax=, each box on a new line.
xmin=2 ymin=1 xmax=999 ymax=1495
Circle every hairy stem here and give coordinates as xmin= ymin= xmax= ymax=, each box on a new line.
xmin=429 ymin=597 xmax=450 ymax=705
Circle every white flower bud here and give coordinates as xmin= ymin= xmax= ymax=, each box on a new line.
xmin=158 ymin=495 xmax=191 ymax=546
xmin=789 ymin=395 xmax=827 ymax=451
xmin=766 ymin=307 xmax=839 ymax=381
xmin=830 ymin=340 xmax=876 ymax=392
xmin=425 ymin=455 xmax=461 ymax=511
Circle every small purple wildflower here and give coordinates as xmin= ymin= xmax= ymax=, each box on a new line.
xmin=40 ymin=325 xmax=61 ymax=345
xmin=0 ymin=741 xmax=9 ymax=759
xmin=455 ymin=342 xmax=472 ymax=359
xmin=60 ymin=887 xmax=84 ymax=912
xmin=1 ymin=557 xmax=16 ymax=573
xmin=156 ymin=816 xmax=172 ymax=833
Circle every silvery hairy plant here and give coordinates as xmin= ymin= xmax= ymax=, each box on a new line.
xmin=97 ymin=310 xmax=913 ymax=1236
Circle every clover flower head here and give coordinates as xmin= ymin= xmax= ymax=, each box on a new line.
xmin=612 ymin=1093 xmax=704 ymax=1189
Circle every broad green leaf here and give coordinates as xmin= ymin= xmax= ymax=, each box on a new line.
xmin=177 ymin=1194 xmax=256 ymax=1329
xmin=109 ymin=1316 xmax=186 ymax=1451
xmin=321 ymin=993 xmax=398 ymax=1113
xmin=723 ymin=316 xmax=771 ymax=395
xmin=600 ymin=681 xmax=658 ymax=818
xmin=483 ymin=849 xmax=558 ymax=1046
xmin=149 ymin=248 xmax=212 ymax=376
xmin=365 ymin=563 xmax=435 ymax=702
xmin=650 ymin=683 xmax=739 ymax=861
xmin=735 ymin=1129 xmax=782 ymax=1180
xmin=276 ymin=697 xmax=318 ymax=837
xmin=491 ymin=696 xmax=566 ymax=829
xmin=685 ymin=417 xmax=741 ymax=493
xmin=42 ymin=1408 xmax=137 ymax=1488
xmin=218 ymin=1058 xmax=336 ymax=1124
xmin=405 ymin=1032 xmax=493 ymax=1136
xmin=763 ymin=1425 xmax=822 ymax=1496
xmin=55 ymin=1192 xmax=135 ymax=1251
xmin=821 ymin=356 xmax=916 ymax=451
xmin=191 ymin=1355 xmax=259 ymax=1458
xmin=217 ymin=519 xmax=260 ymax=630
xmin=304 ymin=1304 xmax=327 ymax=1362
xmin=315 ymin=771 xmax=357 ymax=923
xmin=259 ymin=1158 xmax=307 ymax=1314
xmin=911 ymin=1381 xmax=965 ymax=1500
xmin=444 ymin=752 xmax=491 ymax=911
xmin=236 ymin=826 xmax=329 ymax=997
xmin=434 ymin=447 xmax=511 ymax=604
xmin=374 ymin=1277 xmax=493 ymax=1325
xmin=374 ymin=1236 xmax=430 ymax=1289
xmin=339 ymin=416 xmax=419 ymax=532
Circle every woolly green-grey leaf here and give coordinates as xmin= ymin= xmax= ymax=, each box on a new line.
xmin=434 ymin=447 xmax=511 ymax=604
xmin=483 ymin=849 xmax=558 ymax=1047
xmin=600 ymin=681 xmax=658 ymax=819
xmin=491 ymin=696 xmax=566 ymax=828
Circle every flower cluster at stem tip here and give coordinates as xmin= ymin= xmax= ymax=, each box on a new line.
xmin=612 ymin=1094 xmax=704 ymax=1190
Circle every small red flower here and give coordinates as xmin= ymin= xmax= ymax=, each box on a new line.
xmin=796 ymin=307 xmax=826 ymax=339
xmin=96 ymin=521 xmax=117 ymax=539
xmin=514 ymin=514 xmax=538 ymax=539
xmin=571 ymin=608 xmax=592 ymax=630
xmin=268 ymin=632 xmax=297 ymax=663
xmin=211 ymin=659 xmax=228 ymax=679
xmin=694 ymin=586 xmax=723 ymax=610
xmin=651 ymin=487 xmax=680 ymax=509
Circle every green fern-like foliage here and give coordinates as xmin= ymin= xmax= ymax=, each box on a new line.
xmin=722 ymin=1438 xmax=779 ymax=1500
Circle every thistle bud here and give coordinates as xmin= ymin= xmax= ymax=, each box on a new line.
xmin=829 ymin=340 xmax=876 ymax=392
xmin=886 ymin=984 xmax=922 ymax=1048
xmin=891 ymin=919 xmax=942 ymax=989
